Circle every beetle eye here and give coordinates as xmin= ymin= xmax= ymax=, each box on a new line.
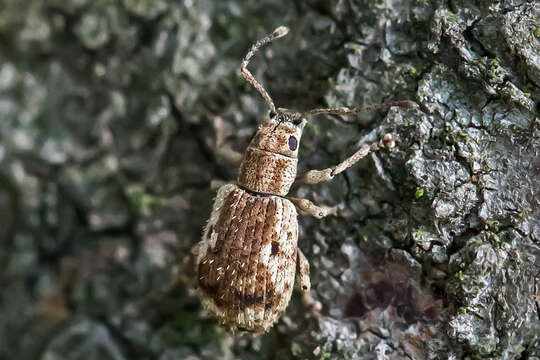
xmin=288 ymin=136 xmax=298 ymax=151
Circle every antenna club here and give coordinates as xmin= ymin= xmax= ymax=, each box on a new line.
xmin=273 ymin=26 xmax=289 ymax=39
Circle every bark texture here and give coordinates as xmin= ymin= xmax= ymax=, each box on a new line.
xmin=0 ymin=0 xmax=538 ymax=359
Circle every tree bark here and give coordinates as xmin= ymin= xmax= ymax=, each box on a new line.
xmin=0 ymin=0 xmax=538 ymax=359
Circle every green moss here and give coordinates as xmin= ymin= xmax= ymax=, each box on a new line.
xmin=319 ymin=351 xmax=332 ymax=360
xmin=413 ymin=230 xmax=425 ymax=241
xmin=486 ymin=220 xmax=499 ymax=231
xmin=128 ymin=187 xmax=163 ymax=215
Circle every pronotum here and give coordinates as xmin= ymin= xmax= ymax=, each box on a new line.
xmin=193 ymin=26 xmax=415 ymax=334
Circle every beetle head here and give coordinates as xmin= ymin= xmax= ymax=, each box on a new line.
xmin=250 ymin=109 xmax=306 ymax=158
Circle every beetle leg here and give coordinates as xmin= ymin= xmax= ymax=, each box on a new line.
xmin=297 ymin=249 xmax=322 ymax=314
xmin=296 ymin=248 xmax=311 ymax=294
xmin=296 ymin=143 xmax=373 ymax=184
xmin=212 ymin=116 xmax=243 ymax=166
xmin=288 ymin=197 xmax=342 ymax=219
xmin=296 ymin=133 xmax=397 ymax=185
xmin=215 ymin=145 xmax=243 ymax=166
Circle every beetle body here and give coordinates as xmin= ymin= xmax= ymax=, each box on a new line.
xmin=195 ymin=117 xmax=308 ymax=333
xmin=197 ymin=184 xmax=298 ymax=332
xmin=193 ymin=25 xmax=409 ymax=334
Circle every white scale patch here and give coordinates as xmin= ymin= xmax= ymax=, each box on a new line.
xmin=196 ymin=183 xmax=236 ymax=265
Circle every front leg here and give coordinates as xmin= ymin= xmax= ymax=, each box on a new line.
xmin=288 ymin=197 xmax=341 ymax=219
xmin=215 ymin=145 xmax=243 ymax=167
xmin=212 ymin=116 xmax=244 ymax=166
xmin=296 ymin=134 xmax=397 ymax=185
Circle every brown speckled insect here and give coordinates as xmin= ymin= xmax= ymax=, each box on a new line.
xmin=193 ymin=26 xmax=414 ymax=334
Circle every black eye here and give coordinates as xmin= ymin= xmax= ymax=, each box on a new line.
xmin=288 ymin=136 xmax=298 ymax=151
xmin=293 ymin=117 xmax=303 ymax=125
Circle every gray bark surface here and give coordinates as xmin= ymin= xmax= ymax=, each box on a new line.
xmin=0 ymin=0 xmax=538 ymax=359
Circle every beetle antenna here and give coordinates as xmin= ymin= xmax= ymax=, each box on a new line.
xmin=240 ymin=26 xmax=289 ymax=117
xmin=302 ymin=101 xmax=418 ymax=118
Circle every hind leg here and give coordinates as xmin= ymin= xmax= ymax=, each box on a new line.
xmin=297 ymin=249 xmax=321 ymax=313
xmin=297 ymin=248 xmax=311 ymax=294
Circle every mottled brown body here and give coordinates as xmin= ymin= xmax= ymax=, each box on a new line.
xmin=194 ymin=25 xmax=408 ymax=335
xmin=197 ymin=184 xmax=298 ymax=333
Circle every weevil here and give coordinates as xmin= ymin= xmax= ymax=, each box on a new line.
xmin=193 ymin=26 xmax=415 ymax=334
